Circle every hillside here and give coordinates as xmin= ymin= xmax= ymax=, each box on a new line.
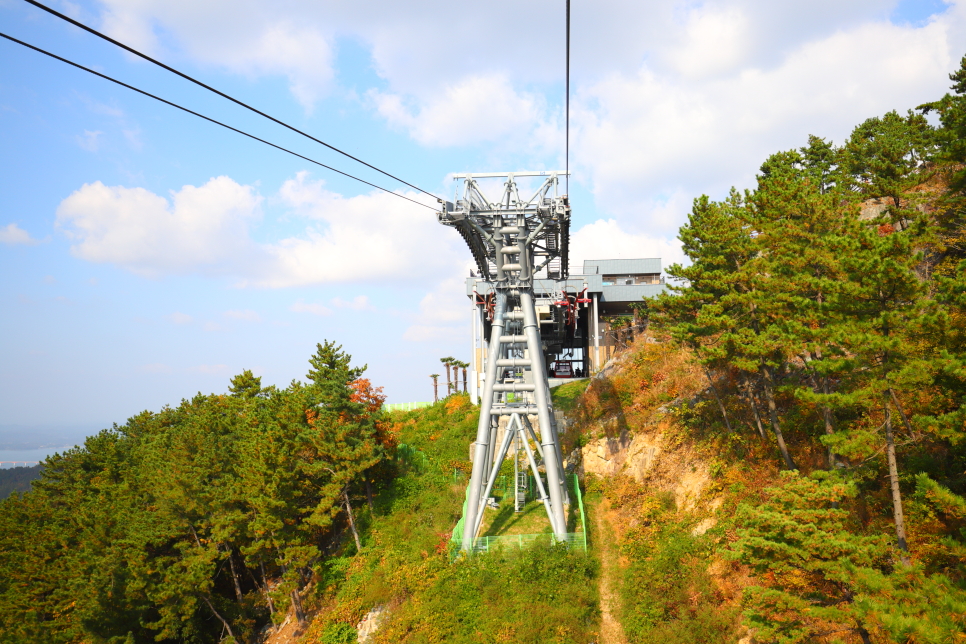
xmin=1 ymin=49 xmax=965 ymax=644
xmin=0 ymin=465 xmax=42 ymax=500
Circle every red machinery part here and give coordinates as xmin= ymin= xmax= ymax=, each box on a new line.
xmin=474 ymin=289 xmax=495 ymax=322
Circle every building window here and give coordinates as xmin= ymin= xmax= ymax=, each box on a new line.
xmin=602 ymin=274 xmax=661 ymax=286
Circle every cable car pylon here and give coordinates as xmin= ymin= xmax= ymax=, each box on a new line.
xmin=438 ymin=171 xmax=571 ymax=551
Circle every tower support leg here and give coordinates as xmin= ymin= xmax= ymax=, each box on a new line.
xmin=520 ymin=290 xmax=568 ymax=538
xmin=462 ymin=293 xmax=507 ymax=550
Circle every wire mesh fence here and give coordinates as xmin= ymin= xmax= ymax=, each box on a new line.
xmin=384 ymin=401 xmax=433 ymax=412
xmin=449 ymin=473 xmax=588 ymax=559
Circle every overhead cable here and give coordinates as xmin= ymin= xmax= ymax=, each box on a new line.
xmin=0 ymin=32 xmax=437 ymax=211
xmin=565 ymin=0 xmax=571 ymax=195
xmin=23 ymin=0 xmax=441 ymax=203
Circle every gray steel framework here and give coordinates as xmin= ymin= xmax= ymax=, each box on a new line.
xmin=438 ymin=171 xmax=571 ymax=549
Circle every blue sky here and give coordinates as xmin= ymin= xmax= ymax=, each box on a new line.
xmin=1 ymin=0 xmax=964 ymax=445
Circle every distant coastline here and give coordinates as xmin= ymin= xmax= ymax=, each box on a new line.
xmin=0 ymin=423 xmax=104 ymax=451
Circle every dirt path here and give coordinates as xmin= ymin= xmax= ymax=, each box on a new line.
xmin=593 ymin=497 xmax=628 ymax=644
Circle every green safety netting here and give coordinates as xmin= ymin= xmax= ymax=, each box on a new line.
xmin=449 ymin=473 xmax=588 ymax=558
xmin=384 ymin=401 xmax=433 ymax=412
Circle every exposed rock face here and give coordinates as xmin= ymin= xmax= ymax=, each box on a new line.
xmin=356 ymin=605 xmax=387 ymax=644
xmin=594 ymin=350 xmax=634 ymax=381
xmin=580 ymin=425 xmax=662 ymax=482
xmin=859 ymin=196 xmax=892 ymax=220
xmin=579 ymin=421 xmax=713 ymax=513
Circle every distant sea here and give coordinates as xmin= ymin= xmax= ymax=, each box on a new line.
xmin=0 ymin=447 xmax=76 ymax=468
xmin=0 ymin=423 xmax=100 ymax=468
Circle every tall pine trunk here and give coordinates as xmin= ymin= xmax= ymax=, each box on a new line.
xmin=260 ymin=561 xmax=277 ymax=625
xmin=227 ymin=547 xmax=244 ymax=603
xmin=703 ymin=366 xmax=733 ymax=434
xmin=890 ymin=388 xmax=916 ymax=437
xmin=291 ymin=588 xmax=306 ymax=625
xmin=343 ymin=489 xmax=362 ymax=551
xmin=803 ymin=351 xmax=839 ymax=469
xmin=201 ymin=595 xmax=237 ymax=642
xmin=741 ymin=373 xmax=767 ymax=440
xmin=761 ymin=365 xmax=796 ymax=470
xmin=884 ymin=396 xmax=911 ymax=566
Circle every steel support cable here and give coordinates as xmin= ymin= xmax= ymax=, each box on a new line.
xmin=0 ymin=32 xmax=436 ymax=211
xmin=23 ymin=0 xmax=441 ymax=204
xmin=565 ymin=0 xmax=571 ymax=196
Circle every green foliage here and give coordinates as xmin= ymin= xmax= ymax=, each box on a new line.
xmin=320 ymin=622 xmax=357 ymax=643
xmin=0 ymin=342 xmax=387 ymax=643
xmin=623 ymin=526 xmax=739 ymax=644
xmin=0 ymin=464 xmax=42 ymax=499
xmin=644 ymin=52 xmax=966 ymax=644
xmin=551 ymin=379 xmax=592 ymax=413
xmin=306 ymin=398 xmax=599 ymax=644
xmin=730 ymin=471 xmax=966 ymax=643
xmin=378 ymin=544 xmax=598 ymax=644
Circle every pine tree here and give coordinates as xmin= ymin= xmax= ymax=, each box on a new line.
xmin=657 ymin=192 xmax=753 ymax=437
xmin=228 ymin=369 xmax=265 ymax=398
xmin=752 ymin=139 xmax=857 ymax=469
xmin=829 ymin=205 xmax=937 ymax=563
xmin=660 ymin=190 xmax=798 ymax=467
xmin=729 ymin=471 xmax=890 ymax=644
xmin=841 ymin=109 xmax=938 ymax=227
xmin=732 ymin=470 xmax=966 ymax=643
xmin=303 ymin=342 xmax=381 ymax=555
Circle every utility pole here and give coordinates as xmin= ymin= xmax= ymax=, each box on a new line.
xmin=438 ymin=171 xmax=571 ymax=550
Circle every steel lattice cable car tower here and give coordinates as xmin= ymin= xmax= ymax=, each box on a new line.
xmin=439 ymin=171 xmax=571 ymax=550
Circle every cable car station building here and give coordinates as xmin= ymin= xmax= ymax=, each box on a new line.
xmin=466 ymin=257 xmax=668 ymax=402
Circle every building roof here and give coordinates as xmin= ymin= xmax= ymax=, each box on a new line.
xmin=582 ymin=258 xmax=662 ymax=275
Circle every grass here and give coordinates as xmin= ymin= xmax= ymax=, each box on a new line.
xmin=303 ymin=395 xmax=600 ymax=644
xmin=481 ymin=499 xmax=554 ymax=536
xmin=551 ymin=379 xmax=593 ymax=413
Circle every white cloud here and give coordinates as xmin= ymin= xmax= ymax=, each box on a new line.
xmin=56 ymin=176 xmax=263 ymax=278
xmin=573 ymin=6 xmax=965 ymax=221
xmin=54 ymin=172 xmax=462 ymax=287
xmin=402 ymin=276 xmax=471 ymax=343
xmin=332 ymin=295 xmax=373 ymax=311
xmin=253 ymin=172 xmax=459 ymax=287
xmin=291 ymin=300 xmax=332 ymax=317
xmin=98 ymin=0 xmax=335 ymax=109
xmin=75 ymin=130 xmax=103 ymax=152
xmin=50 ymin=0 xmax=966 ymax=291
xmin=0 ymin=223 xmax=41 ymax=246
xmin=667 ymin=6 xmax=752 ymax=79
xmin=224 ymin=309 xmax=261 ymax=321
xmin=371 ymin=75 xmax=544 ymax=147
xmin=192 ymin=364 xmax=231 ymax=374
xmin=569 ymin=219 xmax=686 ymax=272
xmin=166 ymin=312 xmax=192 ymax=325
